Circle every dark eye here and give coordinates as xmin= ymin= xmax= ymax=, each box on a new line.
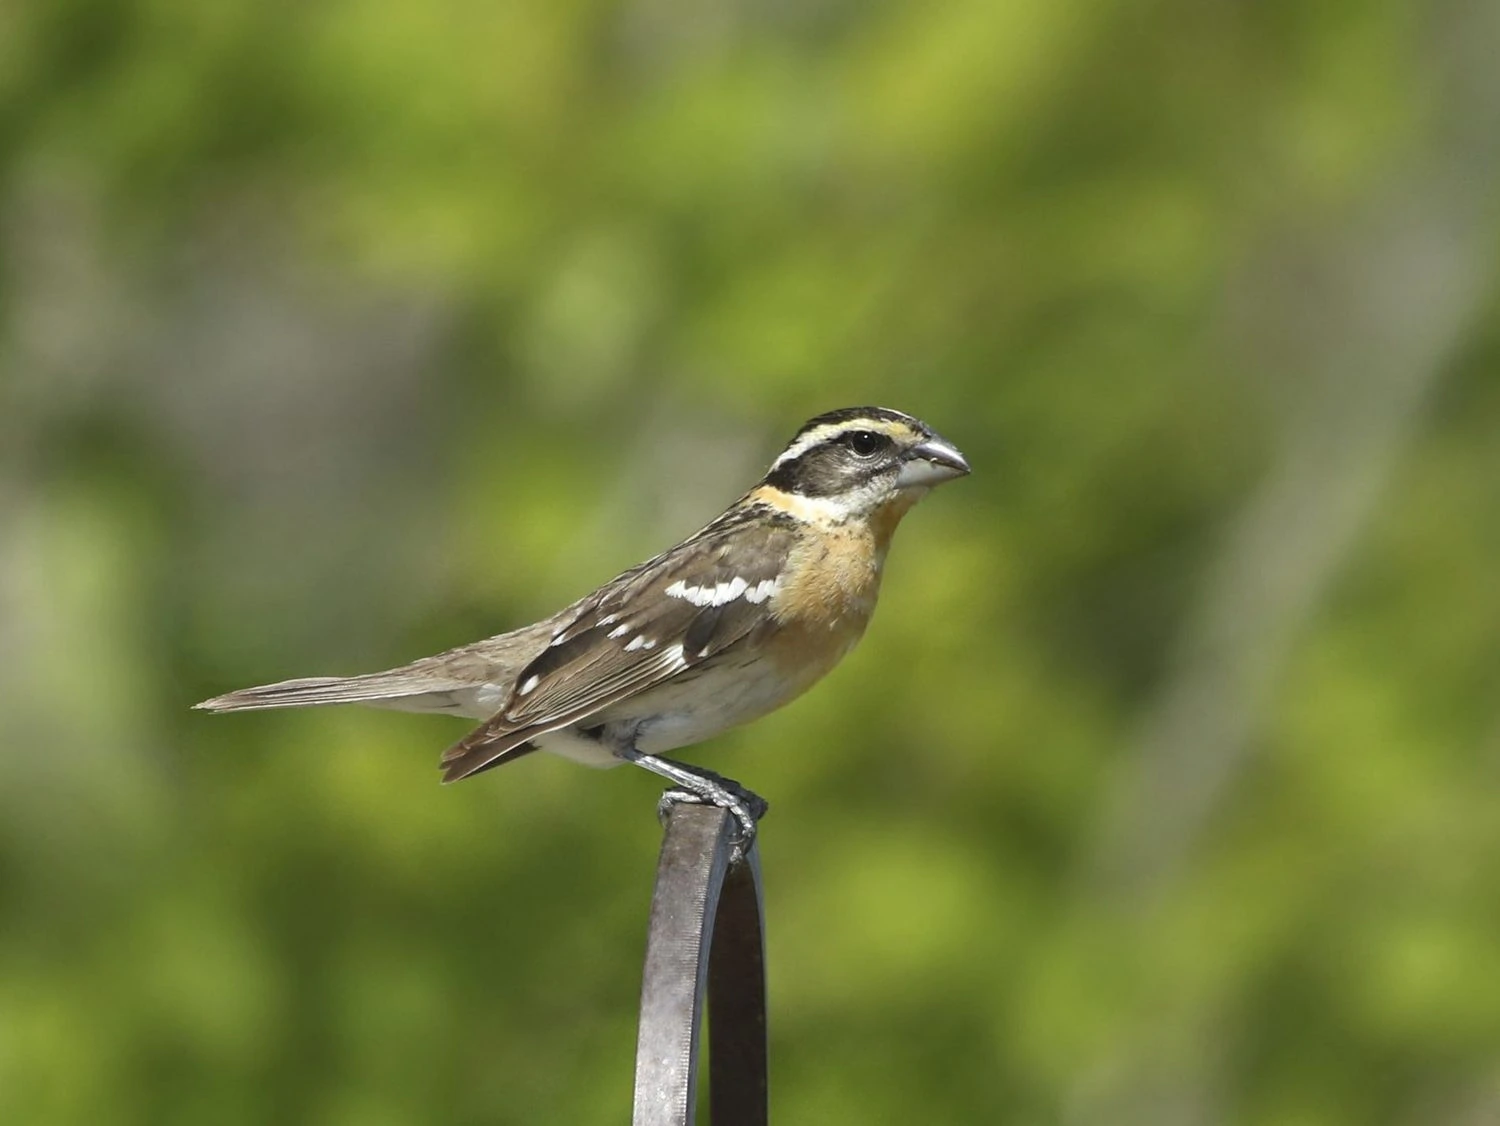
xmin=845 ymin=430 xmax=884 ymax=457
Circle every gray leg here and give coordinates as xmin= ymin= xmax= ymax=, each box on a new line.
xmin=614 ymin=748 xmax=769 ymax=856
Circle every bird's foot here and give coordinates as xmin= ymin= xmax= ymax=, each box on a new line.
xmin=618 ymin=748 xmax=768 ymax=864
xmin=656 ymin=777 xmax=768 ymax=864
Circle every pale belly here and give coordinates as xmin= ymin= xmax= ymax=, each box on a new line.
xmin=532 ymin=641 xmax=852 ymax=768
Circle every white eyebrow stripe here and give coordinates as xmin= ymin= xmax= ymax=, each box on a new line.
xmin=767 ymin=415 xmax=919 ymax=470
xmin=769 ymin=424 xmax=843 ymax=469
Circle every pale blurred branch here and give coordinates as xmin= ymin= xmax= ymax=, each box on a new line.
xmin=1073 ymin=4 xmax=1500 ymax=1122
xmin=1091 ymin=3 xmax=1500 ymax=907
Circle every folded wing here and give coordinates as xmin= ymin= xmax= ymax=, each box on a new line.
xmin=440 ymin=514 xmax=794 ymax=781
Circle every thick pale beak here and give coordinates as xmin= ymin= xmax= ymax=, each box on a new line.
xmin=896 ymin=434 xmax=971 ymax=489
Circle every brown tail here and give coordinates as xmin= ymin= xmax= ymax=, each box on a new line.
xmin=438 ymin=718 xmax=542 ymax=782
xmin=194 ymin=670 xmax=473 ymax=716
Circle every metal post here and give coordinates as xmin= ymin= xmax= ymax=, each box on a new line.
xmin=632 ymin=804 xmax=768 ymax=1126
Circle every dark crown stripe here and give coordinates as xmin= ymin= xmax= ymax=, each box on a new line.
xmin=789 ymin=406 xmax=925 ymax=442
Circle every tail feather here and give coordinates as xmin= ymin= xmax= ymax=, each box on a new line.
xmin=194 ymin=619 xmax=569 ymax=763
xmin=439 ymin=719 xmax=543 ymax=782
xmin=439 ymin=737 xmax=541 ymax=782
xmin=194 ymin=671 xmax=477 ymax=716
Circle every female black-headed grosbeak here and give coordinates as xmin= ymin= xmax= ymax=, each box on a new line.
xmin=198 ymin=406 xmax=970 ymax=849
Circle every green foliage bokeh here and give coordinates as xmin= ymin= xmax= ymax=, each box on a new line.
xmin=3 ymin=1 xmax=1498 ymax=1123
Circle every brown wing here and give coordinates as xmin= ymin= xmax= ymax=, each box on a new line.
xmin=439 ymin=509 xmax=796 ymax=781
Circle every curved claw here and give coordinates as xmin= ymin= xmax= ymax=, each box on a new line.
xmin=657 ymin=784 xmax=768 ymax=863
xmin=614 ymin=747 xmax=769 ymax=863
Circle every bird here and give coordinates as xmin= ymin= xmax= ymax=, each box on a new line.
xmin=196 ymin=406 xmax=970 ymax=854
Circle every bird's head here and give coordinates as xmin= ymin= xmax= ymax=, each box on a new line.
xmin=759 ymin=406 xmax=970 ymax=526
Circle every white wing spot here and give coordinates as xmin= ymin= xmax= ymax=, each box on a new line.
xmin=597 ymin=613 xmax=619 ymax=627
xmin=519 ymin=674 xmax=541 ymax=695
xmin=624 ymin=634 xmax=650 ymax=652
xmin=744 ymin=577 xmax=780 ymax=604
xmin=608 ymin=622 xmax=632 ymax=639
xmin=666 ymin=576 xmax=760 ymax=607
xmin=665 ymin=579 xmax=713 ymax=607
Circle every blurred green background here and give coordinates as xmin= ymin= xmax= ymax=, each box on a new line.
xmin=4 ymin=1 xmax=1499 ymax=1123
